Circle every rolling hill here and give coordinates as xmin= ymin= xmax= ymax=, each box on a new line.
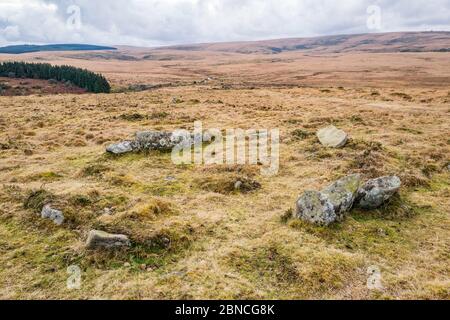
xmin=0 ymin=44 xmax=117 ymax=54
xmin=162 ymin=31 xmax=450 ymax=54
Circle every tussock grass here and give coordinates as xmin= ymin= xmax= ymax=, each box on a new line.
xmin=0 ymin=84 xmax=448 ymax=299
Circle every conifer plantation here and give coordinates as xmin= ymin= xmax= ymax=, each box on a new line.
xmin=0 ymin=62 xmax=110 ymax=93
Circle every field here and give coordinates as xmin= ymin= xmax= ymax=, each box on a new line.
xmin=0 ymin=32 xmax=449 ymax=299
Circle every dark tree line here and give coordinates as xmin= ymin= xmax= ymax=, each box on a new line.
xmin=0 ymin=61 xmax=110 ymax=93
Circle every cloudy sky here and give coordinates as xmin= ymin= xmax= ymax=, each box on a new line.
xmin=0 ymin=0 xmax=449 ymax=47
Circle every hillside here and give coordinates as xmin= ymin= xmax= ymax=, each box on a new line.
xmin=0 ymin=44 xmax=117 ymax=54
xmin=163 ymin=32 xmax=450 ymax=54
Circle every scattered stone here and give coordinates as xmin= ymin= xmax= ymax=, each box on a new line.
xmin=85 ymin=230 xmax=131 ymax=250
xmin=102 ymin=207 xmax=113 ymax=216
xmin=294 ymin=174 xmax=400 ymax=226
xmin=165 ymin=176 xmax=177 ymax=182
xmin=234 ymin=180 xmax=243 ymax=190
xmin=172 ymin=97 xmax=183 ymax=104
xmin=377 ymin=228 xmax=387 ymax=237
xmin=40 ymin=205 xmax=64 ymax=225
xmin=294 ymin=191 xmax=337 ymax=226
xmin=123 ymin=262 xmax=131 ymax=268
xmin=317 ymin=125 xmax=348 ymax=148
xmin=139 ymin=264 xmax=147 ymax=271
xmin=356 ymin=176 xmax=401 ymax=210
xmin=321 ymin=174 xmax=361 ymax=220
xmin=106 ymin=141 xmax=135 ymax=155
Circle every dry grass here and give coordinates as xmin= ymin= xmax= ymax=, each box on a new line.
xmin=0 ymin=49 xmax=449 ymax=299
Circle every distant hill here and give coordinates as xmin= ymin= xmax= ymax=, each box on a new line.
xmin=0 ymin=44 xmax=117 ymax=54
xmin=161 ymin=31 xmax=450 ymax=54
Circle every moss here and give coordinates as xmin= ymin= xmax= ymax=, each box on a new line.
xmin=23 ymin=189 xmax=55 ymax=213
xmin=391 ymin=92 xmax=413 ymax=101
xmin=81 ymin=163 xmax=110 ymax=177
xmin=119 ymin=113 xmax=145 ymax=121
xmin=280 ymin=208 xmax=293 ymax=224
xmin=396 ymin=127 xmax=424 ymax=135
xmin=150 ymin=111 xmax=169 ymax=119
xmin=227 ymin=244 xmax=300 ymax=285
xmin=131 ymin=199 xmax=177 ymax=219
xmin=195 ymin=174 xmax=261 ymax=194
xmin=27 ymin=171 xmax=62 ymax=182
xmin=291 ymin=129 xmax=313 ymax=140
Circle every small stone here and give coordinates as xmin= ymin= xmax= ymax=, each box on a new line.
xmin=139 ymin=264 xmax=147 ymax=271
xmin=106 ymin=141 xmax=135 ymax=155
xmin=165 ymin=176 xmax=177 ymax=182
xmin=317 ymin=125 xmax=348 ymax=148
xmin=356 ymin=176 xmax=401 ymax=210
xmin=295 ymin=191 xmax=337 ymax=226
xmin=85 ymin=230 xmax=131 ymax=250
xmin=123 ymin=262 xmax=131 ymax=268
xmin=102 ymin=207 xmax=113 ymax=215
xmin=24 ymin=149 xmax=33 ymax=156
xmin=234 ymin=181 xmax=243 ymax=190
xmin=41 ymin=205 xmax=64 ymax=225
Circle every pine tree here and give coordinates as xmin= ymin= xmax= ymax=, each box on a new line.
xmin=0 ymin=61 xmax=111 ymax=93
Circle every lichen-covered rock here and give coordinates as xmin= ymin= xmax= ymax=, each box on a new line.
xmin=106 ymin=141 xmax=135 ymax=155
xmin=356 ymin=176 xmax=401 ymax=210
xmin=322 ymin=174 xmax=361 ymax=219
xmin=85 ymin=230 xmax=131 ymax=250
xmin=41 ymin=205 xmax=64 ymax=225
xmin=317 ymin=125 xmax=348 ymax=148
xmin=294 ymin=191 xmax=337 ymax=226
xmin=134 ymin=131 xmax=193 ymax=152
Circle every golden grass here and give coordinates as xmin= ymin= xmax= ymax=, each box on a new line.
xmin=0 ymin=82 xmax=449 ymax=299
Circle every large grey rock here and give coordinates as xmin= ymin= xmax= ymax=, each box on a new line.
xmin=86 ymin=230 xmax=131 ymax=250
xmin=41 ymin=205 xmax=64 ymax=225
xmin=294 ymin=191 xmax=337 ymax=226
xmin=322 ymin=174 xmax=361 ymax=220
xmin=356 ymin=176 xmax=401 ymax=210
xmin=317 ymin=125 xmax=348 ymax=148
xmin=134 ymin=131 xmax=193 ymax=152
xmin=106 ymin=141 xmax=135 ymax=155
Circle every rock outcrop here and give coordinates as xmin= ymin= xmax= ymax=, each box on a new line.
xmin=322 ymin=174 xmax=361 ymax=220
xmin=134 ymin=131 xmax=192 ymax=152
xmin=106 ymin=130 xmax=193 ymax=155
xmin=295 ymin=190 xmax=337 ymax=226
xmin=356 ymin=176 xmax=401 ymax=210
xmin=106 ymin=141 xmax=135 ymax=155
xmin=294 ymin=174 xmax=400 ymax=226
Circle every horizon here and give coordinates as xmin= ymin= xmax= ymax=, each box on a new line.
xmin=1 ymin=30 xmax=449 ymax=50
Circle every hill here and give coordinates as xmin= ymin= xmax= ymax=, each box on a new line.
xmin=163 ymin=31 xmax=450 ymax=54
xmin=0 ymin=44 xmax=117 ymax=54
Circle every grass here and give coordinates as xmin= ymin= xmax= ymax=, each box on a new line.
xmin=0 ymin=85 xmax=448 ymax=299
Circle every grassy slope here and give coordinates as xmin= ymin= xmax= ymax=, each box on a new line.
xmin=0 ymin=86 xmax=448 ymax=299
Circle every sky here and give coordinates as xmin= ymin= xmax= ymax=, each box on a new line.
xmin=0 ymin=0 xmax=449 ymax=47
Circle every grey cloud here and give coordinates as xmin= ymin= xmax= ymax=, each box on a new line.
xmin=0 ymin=0 xmax=449 ymax=47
